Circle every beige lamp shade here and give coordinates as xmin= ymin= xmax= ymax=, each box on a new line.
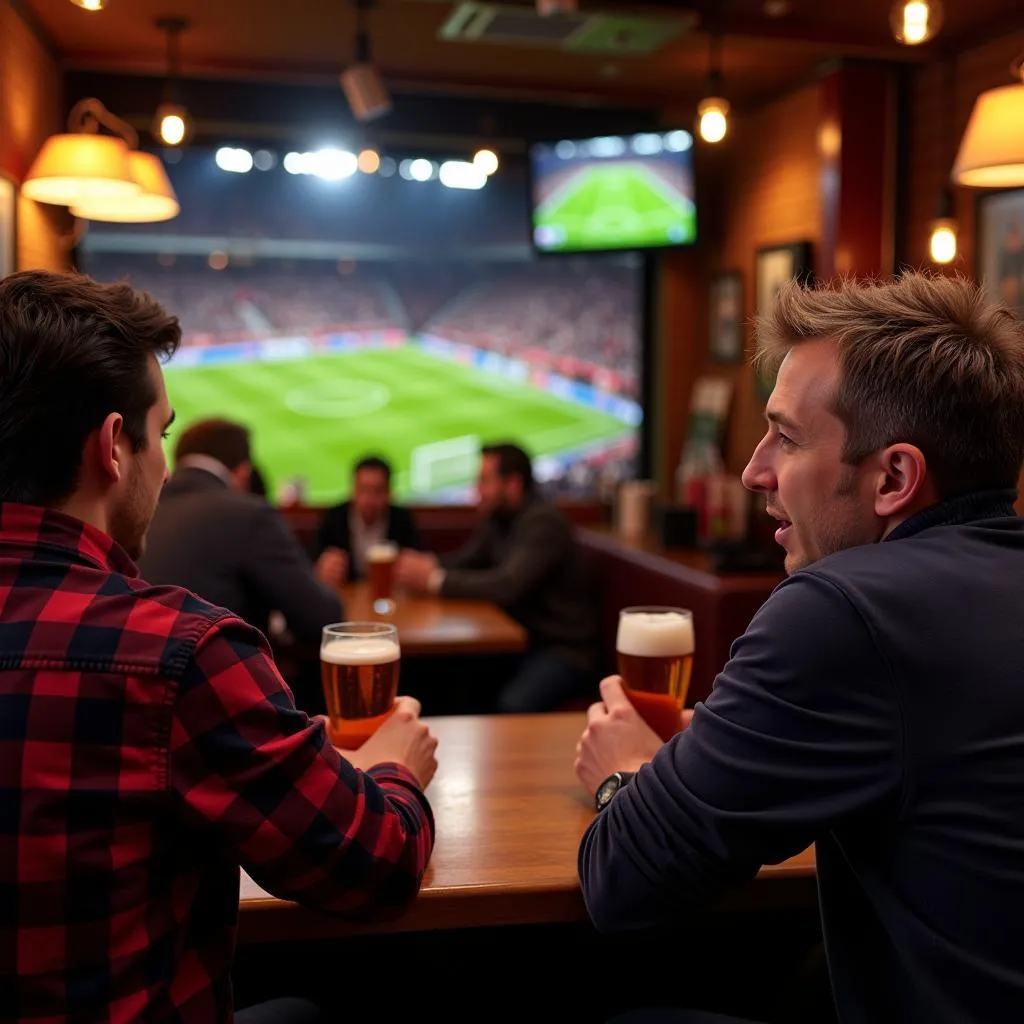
xmin=71 ymin=151 xmax=180 ymax=223
xmin=21 ymin=134 xmax=139 ymax=205
xmin=952 ymin=84 xmax=1024 ymax=188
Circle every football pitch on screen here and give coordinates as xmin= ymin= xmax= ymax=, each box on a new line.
xmin=535 ymin=162 xmax=696 ymax=252
xmin=163 ymin=344 xmax=631 ymax=502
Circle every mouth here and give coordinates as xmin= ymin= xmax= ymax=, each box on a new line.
xmin=767 ymin=509 xmax=792 ymax=546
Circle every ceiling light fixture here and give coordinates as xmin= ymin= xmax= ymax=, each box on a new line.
xmin=341 ymin=0 xmax=391 ymax=122
xmin=698 ymin=32 xmax=729 ymax=144
xmin=890 ymin=0 xmax=943 ymax=45
xmin=69 ymin=0 xmax=106 ymax=10
xmin=928 ymin=58 xmax=958 ymax=263
xmin=153 ymin=18 xmax=192 ymax=147
xmin=22 ymin=97 xmax=179 ymax=223
xmin=952 ymin=50 xmax=1024 ymax=188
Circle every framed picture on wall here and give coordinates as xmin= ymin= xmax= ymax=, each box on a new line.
xmin=0 ymin=175 xmax=15 ymax=279
xmin=708 ymin=271 xmax=744 ymax=363
xmin=754 ymin=242 xmax=814 ymax=400
xmin=977 ymin=188 xmax=1024 ymax=319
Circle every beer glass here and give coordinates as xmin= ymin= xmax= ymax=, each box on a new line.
xmin=367 ymin=541 xmax=398 ymax=614
xmin=616 ymin=606 xmax=694 ymax=742
xmin=320 ymin=622 xmax=401 ymax=749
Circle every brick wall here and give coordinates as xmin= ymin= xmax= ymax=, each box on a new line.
xmin=0 ymin=2 xmax=68 ymax=271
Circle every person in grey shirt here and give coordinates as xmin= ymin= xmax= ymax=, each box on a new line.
xmin=397 ymin=443 xmax=597 ymax=712
xmin=140 ymin=418 xmax=343 ymax=652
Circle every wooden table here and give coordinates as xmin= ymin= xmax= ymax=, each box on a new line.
xmin=339 ymin=581 xmax=526 ymax=657
xmin=239 ymin=713 xmax=816 ymax=943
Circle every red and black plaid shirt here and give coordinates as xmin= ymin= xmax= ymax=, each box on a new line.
xmin=0 ymin=504 xmax=434 ymax=1022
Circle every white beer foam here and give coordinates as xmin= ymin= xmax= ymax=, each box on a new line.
xmin=617 ymin=611 xmax=694 ymax=657
xmin=321 ymin=637 xmax=401 ymax=665
xmin=368 ymin=542 xmax=398 ymax=563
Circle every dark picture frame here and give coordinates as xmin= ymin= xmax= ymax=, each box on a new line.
xmin=976 ymin=188 xmax=1024 ymax=320
xmin=708 ymin=270 xmax=744 ymax=363
xmin=754 ymin=242 xmax=814 ymax=400
xmin=0 ymin=174 xmax=15 ymax=279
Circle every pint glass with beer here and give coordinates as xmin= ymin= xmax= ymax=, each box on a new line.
xmin=320 ymin=622 xmax=401 ymax=749
xmin=616 ymin=606 xmax=694 ymax=742
xmin=368 ymin=541 xmax=398 ymax=613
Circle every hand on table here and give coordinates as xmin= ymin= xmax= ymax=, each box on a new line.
xmin=342 ymin=696 xmax=439 ymax=789
xmin=574 ymin=675 xmax=693 ymax=798
xmin=315 ymin=546 xmax=348 ymax=588
xmin=395 ymin=550 xmax=440 ymax=592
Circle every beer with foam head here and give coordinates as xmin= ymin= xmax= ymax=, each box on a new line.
xmin=368 ymin=541 xmax=398 ymax=604
xmin=320 ymin=622 xmax=400 ymax=749
xmin=616 ymin=607 xmax=695 ymax=741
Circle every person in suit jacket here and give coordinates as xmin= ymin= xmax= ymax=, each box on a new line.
xmin=140 ymin=418 xmax=343 ymax=650
xmin=315 ymin=455 xmax=423 ymax=582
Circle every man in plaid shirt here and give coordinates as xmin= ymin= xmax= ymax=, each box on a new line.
xmin=0 ymin=271 xmax=438 ymax=1023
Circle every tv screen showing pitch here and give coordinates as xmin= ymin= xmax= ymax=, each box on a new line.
xmin=529 ymin=130 xmax=696 ymax=254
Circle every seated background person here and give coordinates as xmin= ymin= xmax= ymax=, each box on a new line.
xmin=141 ymin=418 xmax=344 ymax=649
xmin=398 ymin=443 xmax=597 ymax=712
xmin=315 ymin=455 xmax=422 ymax=582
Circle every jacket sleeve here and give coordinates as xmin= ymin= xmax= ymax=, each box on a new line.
xmin=314 ymin=505 xmax=348 ymax=561
xmin=394 ymin=506 xmax=424 ymax=552
xmin=578 ymin=571 xmax=903 ymax=933
xmin=242 ymin=502 xmax=343 ymax=644
xmin=439 ymin=521 xmax=493 ymax=573
xmin=170 ymin=619 xmax=434 ymax=920
xmin=441 ymin=509 xmax=568 ymax=605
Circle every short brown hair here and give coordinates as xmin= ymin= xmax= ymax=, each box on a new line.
xmin=175 ymin=419 xmax=251 ymax=471
xmin=0 ymin=271 xmax=180 ymax=506
xmin=482 ymin=443 xmax=534 ymax=493
xmin=754 ymin=273 xmax=1024 ymax=499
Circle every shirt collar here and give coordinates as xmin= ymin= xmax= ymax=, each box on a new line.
xmin=885 ymin=489 xmax=1019 ymax=543
xmin=176 ymin=454 xmax=234 ymax=486
xmin=0 ymin=503 xmax=139 ymax=577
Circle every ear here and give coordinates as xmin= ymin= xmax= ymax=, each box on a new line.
xmin=873 ymin=443 xmax=929 ymax=519
xmin=96 ymin=412 xmax=126 ymax=485
xmin=232 ymin=462 xmax=253 ymax=493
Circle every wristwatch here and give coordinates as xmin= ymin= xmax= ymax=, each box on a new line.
xmin=594 ymin=771 xmax=636 ymax=812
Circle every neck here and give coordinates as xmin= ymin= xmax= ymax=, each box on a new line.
xmin=56 ymin=493 xmax=111 ymax=540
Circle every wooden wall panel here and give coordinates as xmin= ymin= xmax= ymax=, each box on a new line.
xmin=0 ymin=3 xmax=69 ymax=271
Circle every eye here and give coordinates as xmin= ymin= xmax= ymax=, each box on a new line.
xmin=776 ymin=432 xmax=796 ymax=450
xmin=161 ymin=431 xmax=171 ymax=440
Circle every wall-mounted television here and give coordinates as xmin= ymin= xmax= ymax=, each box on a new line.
xmin=529 ymin=130 xmax=696 ymax=255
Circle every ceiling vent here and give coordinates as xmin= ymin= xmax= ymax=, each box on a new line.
xmin=438 ymin=2 xmax=695 ymax=54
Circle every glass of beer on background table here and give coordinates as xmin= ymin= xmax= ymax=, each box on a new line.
xmin=616 ymin=606 xmax=694 ymax=742
xmin=368 ymin=541 xmax=398 ymax=614
xmin=320 ymin=622 xmax=401 ymax=749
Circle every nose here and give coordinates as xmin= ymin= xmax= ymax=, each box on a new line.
xmin=741 ymin=435 xmax=777 ymax=494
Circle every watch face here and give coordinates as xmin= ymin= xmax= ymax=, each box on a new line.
xmin=596 ymin=774 xmax=620 ymax=810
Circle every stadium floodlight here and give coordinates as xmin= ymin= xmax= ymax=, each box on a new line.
xmin=590 ymin=136 xmax=626 ymax=158
xmin=473 ymin=149 xmax=499 ymax=176
xmin=439 ymin=161 xmax=487 ymax=190
xmin=215 ymin=147 xmax=254 ymax=173
xmin=554 ymin=140 xmax=577 ymax=159
xmin=283 ymin=152 xmax=307 ymax=175
xmin=311 ymin=149 xmax=358 ymax=180
xmin=663 ymin=130 xmax=693 ymax=153
xmin=408 ymin=158 xmax=435 ymax=182
xmin=631 ymin=133 xmax=663 ymax=156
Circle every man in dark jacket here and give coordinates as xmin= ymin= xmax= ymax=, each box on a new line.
xmin=398 ymin=443 xmax=596 ymax=712
xmin=575 ymin=274 xmax=1024 ymax=1024
xmin=315 ymin=455 xmax=422 ymax=581
xmin=141 ymin=418 xmax=343 ymax=647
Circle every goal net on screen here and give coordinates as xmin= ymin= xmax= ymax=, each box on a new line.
xmin=409 ymin=435 xmax=482 ymax=496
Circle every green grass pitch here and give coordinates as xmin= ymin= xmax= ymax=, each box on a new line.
xmin=535 ymin=162 xmax=696 ymax=252
xmin=163 ymin=344 xmax=631 ymax=503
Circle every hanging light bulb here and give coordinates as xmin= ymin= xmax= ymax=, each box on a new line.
xmin=928 ymin=218 xmax=957 ymax=263
xmin=890 ymin=0 xmax=943 ymax=45
xmin=69 ymin=0 xmax=106 ymax=8
xmin=697 ymin=32 xmax=729 ymax=145
xmin=152 ymin=19 xmax=191 ymax=147
xmin=928 ymin=189 xmax=957 ymax=264
xmin=698 ymin=97 xmax=730 ymax=144
xmin=154 ymin=103 xmax=190 ymax=147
